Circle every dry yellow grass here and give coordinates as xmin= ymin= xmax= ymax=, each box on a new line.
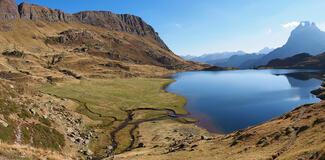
xmin=113 ymin=101 xmax=325 ymax=160
xmin=0 ymin=142 xmax=73 ymax=160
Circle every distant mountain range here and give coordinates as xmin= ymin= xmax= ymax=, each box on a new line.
xmin=263 ymin=52 xmax=325 ymax=69
xmin=256 ymin=21 xmax=325 ymax=66
xmin=185 ymin=21 xmax=325 ymax=69
xmin=183 ymin=50 xmax=247 ymax=62
xmin=183 ymin=47 xmax=273 ymax=68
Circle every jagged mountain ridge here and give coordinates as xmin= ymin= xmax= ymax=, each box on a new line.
xmin=17 ymin=2 xmax=170 ymax=50
xmin=14 ymin=2 xmax=169 ymax=50
xmin=0 ymin=0 xmax=202 ymax=70
xmin=256 ymin=21 xmax=325 ymax=66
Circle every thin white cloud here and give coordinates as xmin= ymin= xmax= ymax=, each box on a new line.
xmin=175 ymin=23 xmax=183 ymax=29
xmin=282 ymin=21 xmax=299 ymax=29
xmin=317 ymin=22 xmax=325 ymax=31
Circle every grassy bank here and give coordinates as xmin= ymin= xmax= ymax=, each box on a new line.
xmin=41 ymin=78 xmax=187 ymax=118
xmin=40 ymin=78 xmax=187 ymax=155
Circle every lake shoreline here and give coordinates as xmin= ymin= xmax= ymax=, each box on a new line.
xmin=165 ymin=69 xmax=324 ymax=134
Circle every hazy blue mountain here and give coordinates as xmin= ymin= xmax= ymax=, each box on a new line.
xmin=181 ymin=55 xmax=196 ymax=60
xmin=224 ymin=54 xmax=266 ymax=68
xmin=257 ymin=47 xmax=273 ymax=54
xmin=209 ymin=48 xmax=272 ymax=68
xmin=256 ymin=21 xmax=325 ymax=66
xmin=183 ymin=47 xmax=273 ymax=68
xmin=187 ymin=51 xmax=247 ymax=63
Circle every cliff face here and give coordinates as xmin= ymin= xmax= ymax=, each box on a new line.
xmin=18 ymin=3 xmax=76 ymax=22
xmin=0 ymin=0 xmax=19 ymax=20
xmin=0 ymin=0 xmax=170 ymax=51
xmin=73 ymin=11 xmax=170 ymax=50
xmin=0 ymin=1 xmax=170 ymax=51
xmin=0 ymin=1 xmax=197 ymax=70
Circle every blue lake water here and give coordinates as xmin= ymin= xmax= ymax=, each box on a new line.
xmin=166 ymin=69 xmax=324 ymax=134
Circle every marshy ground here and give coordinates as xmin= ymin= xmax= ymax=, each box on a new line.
xmin=40 ymin=78 xmax=195 ymax=158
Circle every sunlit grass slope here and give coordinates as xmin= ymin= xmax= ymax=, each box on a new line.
xmin=41 ymin=78 xmax=186 ymax=120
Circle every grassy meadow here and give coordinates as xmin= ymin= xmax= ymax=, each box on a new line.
xmin=40 ymin=78 xmax=187 ymax=154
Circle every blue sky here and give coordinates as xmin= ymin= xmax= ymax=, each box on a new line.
xmin=16 ymin=0 xmax=325 ymax=56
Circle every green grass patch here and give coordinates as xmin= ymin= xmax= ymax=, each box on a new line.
xmin=40 ymin=78 xmax=187 ymax=119
xmin=22 ymin=124 xmax=65 ymax=151
xmin=115 ymin=124 xmax=135 ymax=154
xmin=38 ymin=117 xmax=52 ymax=126
xmin=0 ymin=123 xmax=15 ymax=143
xmin=0 ymin=99 xmax=19 ymax=116
xmin=18 ymin=109 xmax=32 ymax=120
xmin=40 ymin=78 xmax=187 ymax=155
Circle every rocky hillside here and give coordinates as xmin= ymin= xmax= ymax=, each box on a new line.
xmin=263 ymin=53 xmax=325 ymax=69
xmin=0 ymin=0 xmax=202 ymax=72
xmin=17 ymin=2 xmax=169 ymax=50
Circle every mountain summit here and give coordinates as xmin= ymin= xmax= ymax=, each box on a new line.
xmin=258 ymin=21 xmax=325 ymax=65
xmin=0 ymin=0 xmax=203 ymax=70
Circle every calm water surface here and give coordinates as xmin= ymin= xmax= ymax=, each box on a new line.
xmin=166 ymin=69 xmax=324 ymax=134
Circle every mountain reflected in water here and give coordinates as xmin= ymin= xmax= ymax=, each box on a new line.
xmin=167 ymin=69 xmax=324 ymax=133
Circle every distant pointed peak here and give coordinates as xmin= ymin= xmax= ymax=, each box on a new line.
xmin=295 ymin=21 xmax=318 ymax=30
xmin=299 ymin=21 xmax=315 ymax=27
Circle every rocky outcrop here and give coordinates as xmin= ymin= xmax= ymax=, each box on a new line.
xmin=312 ymin=82 xmax=325 ymax=100
xmin=18 ymin=3 xmax=76 ymax=22
xmin=73 ymin=11 xmax=170 ymax=50
xmin=3 ymin=2 xmax=170 ymax=51
xmin=0 ymin=0 xmax=19 ymax=20
xmin=46 ymin=29 xmax=95 ymax=45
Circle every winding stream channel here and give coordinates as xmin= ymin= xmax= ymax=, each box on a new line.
xmin=70 ymin=98 xmax=188 ymax=159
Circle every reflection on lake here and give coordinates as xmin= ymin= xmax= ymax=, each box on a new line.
xmin=166 ymin=69 xmax=324 ymax=133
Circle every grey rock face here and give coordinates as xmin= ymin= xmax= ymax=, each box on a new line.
xmin=74 ymin=11 xmax=170 ymax=50
xmin=0 ymin=1 xmax=171 ymax=53
xmin=0 ymin=0 xmax=19 ymax=20
xmin=18 ymin=3 xmax=76 ymax=22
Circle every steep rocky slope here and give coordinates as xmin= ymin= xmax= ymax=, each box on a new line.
xmin=18 ymin=3 xmax=76 ymax=22
xmin=0 ymin=0 xmax=202 ymax=72
xmin=256 ymin=22 xmax=325 ymax=66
